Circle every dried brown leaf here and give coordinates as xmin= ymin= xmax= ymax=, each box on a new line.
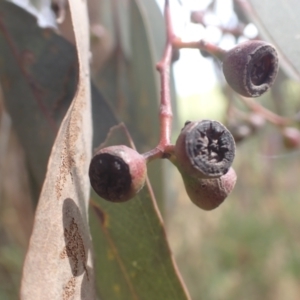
xmin=20 ymin=0 xmax=95 ymax=299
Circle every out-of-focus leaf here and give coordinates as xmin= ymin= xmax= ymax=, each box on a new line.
xmin=0 ymin=1 xmax=77 ymax=188
xmin=134 ymin=0 xmax=165 ymax=63
xmin=242 ymin=0 xmax=300 ymax=80
xmin=0 ymin=1 xmax=117 ymax=199
xmin=90 ymin=124 xmax=190 ymax=300
xmin=20 ymin=0 xmax=95 ymax=298
xmin=91 ymin=83 xmax=118 ymax=149
xmin=1 ymin=125 xmax=35 ymax=247
xmin=129 ymin=0 xmax=162 ymax=147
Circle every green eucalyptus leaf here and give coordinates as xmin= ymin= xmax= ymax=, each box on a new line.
xmin=90 ymin=124 xmax=190 ymax=300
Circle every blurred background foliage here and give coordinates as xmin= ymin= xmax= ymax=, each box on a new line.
xmin=1 ymin=0 xmax=300 ymax=299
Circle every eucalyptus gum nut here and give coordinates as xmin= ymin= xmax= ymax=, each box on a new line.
xmin=182 ymin=167 xmax=237 ymax=211
xmin=89 ymin=145 xmax=147 ymax=202
xmin=222 ymin=40 xmax=279 ymax=97
xmin=175 ymin=120 xmax=236 ymax=179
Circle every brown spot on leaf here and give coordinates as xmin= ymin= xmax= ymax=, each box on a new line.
xmin=60 ymin=217 xmax=88 ymax=279
xmin=62 ymin=276 xmax=76 ymax=300
xmin=55 ymin=93 xmax=85 ymax=199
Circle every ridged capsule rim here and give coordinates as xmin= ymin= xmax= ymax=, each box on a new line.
xmin=185 ymin=120 xmax=236 ymax=178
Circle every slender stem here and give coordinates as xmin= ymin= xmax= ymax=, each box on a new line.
xmin=143 ymin=0 xmax=175 ymax=162
xmin=172 ymin=37 xmax=227 ymax=61
xmin=157 ymin=0 xmax=173 ymax=148
xmin=143 ymin=145 xmax=175 ymax=163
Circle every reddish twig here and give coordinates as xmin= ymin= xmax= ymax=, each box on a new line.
xmin=157 ymin=0 xmax=173 ymax=148
xmin=172 ymin=37 xmax=227 ymax=61
xmin=143 ymin=0 xmax=175 ymax=162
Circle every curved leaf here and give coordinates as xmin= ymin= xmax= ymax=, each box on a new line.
xmin=20 ymin=0 xmax=95 ymax=298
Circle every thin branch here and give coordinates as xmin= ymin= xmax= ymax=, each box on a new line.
xmin=157 ymin=0 xmax=173 ymax=147
xmin=143 ymin=0 xmax=175 ymax=162
xmin=172 ymin=37 xmax=227 ymax=61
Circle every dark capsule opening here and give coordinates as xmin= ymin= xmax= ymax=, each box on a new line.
xmin=89 ymin=153 xmax=131 ymax=202
xmin=251 ymin=53 xmax=273 ymax=86
xmin=193 ymin=129 xmax=225 ymax=163
xmin=247 ymin=44 xmax=278 ymax=94
xmin=222 ymin=41 xmax=279 ymax=97
xmin=186 ymin=120 xmax=235 ymax=177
